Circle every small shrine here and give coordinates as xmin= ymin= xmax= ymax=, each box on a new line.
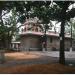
xmin=19 ymin=17 xmax=71 ymax=51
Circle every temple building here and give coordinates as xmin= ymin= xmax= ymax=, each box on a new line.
xmin=19 ymin=17 xmax=71 ymax=51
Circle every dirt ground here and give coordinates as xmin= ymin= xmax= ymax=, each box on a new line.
xmin=0 ymin=63 xmax=75 ymax=74
xmin=0 ymin=52 xmax=75 ymax=74
xmin=5 ymin=52 xmax=42 ymax=61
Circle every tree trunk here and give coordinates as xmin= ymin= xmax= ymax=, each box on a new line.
xmin=7 ymin=32 xmax=11 ymax=50
xmin=59 ymin=3 xmax=68 ymax=64
xmin=44 ymin=27 xmax=47 ymax=51
xmin=59 ymin=20 xmax=65 ymax=64
xmin=70 ymin=23 xmax=72 ymax=52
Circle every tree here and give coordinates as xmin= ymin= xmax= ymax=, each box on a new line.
xmin=30 ymin=1 xmax=75 ymax=64
xmin=2 ymin=7 xmax=18 ymax=49
xmin=69 ymin=19 xmax=75 ymax=39
xmin=0 ymin=1 xmax=28 ymax=49
xmin=52 ymin=1 xmax=75 ymax=64
xmin=66 ymin=19 xmax=75 ymax=52
xmin=30 ymin=1 xmax=53 ymax=51
xmin=0 ymin=1 xmax=25 ymax=63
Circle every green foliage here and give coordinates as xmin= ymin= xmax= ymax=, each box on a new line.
xmin=0 ymin=7 xmax=18 ymax=49
xmin=68 ymin=19 xmax=75 ymax=39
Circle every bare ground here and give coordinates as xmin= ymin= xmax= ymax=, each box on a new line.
xmin=0 ymin=63 xmax=75 ymax=74
xmin=5 ymin=52 xmax=42 ymax=61
xmin=0 ymin=52 xmax=75 ymax=74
